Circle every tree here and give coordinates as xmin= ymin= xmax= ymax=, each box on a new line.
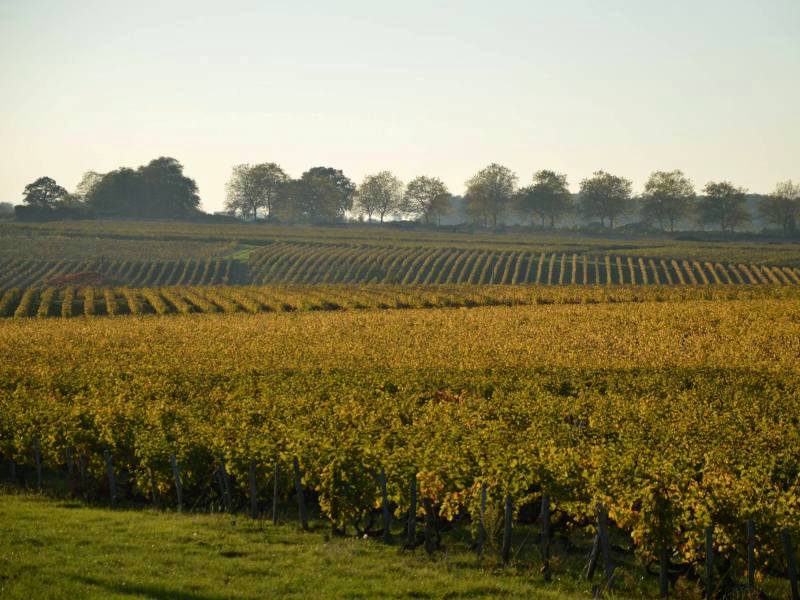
xmin=403 ymin=176 xmax=452 ymax=224
xmin=277 ymin=172 xmax=343 ymax=224
xmin=86 ymin=157 xmax=200 ymax=218
xmin=759 ymin=180 xmax=800 ymax=235
xmin=0 ymin=202 xmax=14 ymax=216
xmin=578 ymin=171 xmax=633 ymax=229
xmin=356 ymin=171 xmax=405 ymax=223
xmin=85 ymin=168 xmax=143 ymax=216
xmin=303 ymin=167 xmax=356 ymax=219
xmin=514 ymin=170 xmax=571 ymax=228
xmin=225 ymin=163 xmax=288 ymax=221
xmin=639 ymin=170 xmax=695 ymax=232
xmin=137 ymin=157 xmax=201 ymax=216
xmin=464 ymin=164 xmax=517 ymax=228
xmin=696 ymin=181 xmax=750 ymax=232
xmin=22 ymin=177 xmax=68 ymax=209
xmin=75 ymin=171 xmax=105 ymax=201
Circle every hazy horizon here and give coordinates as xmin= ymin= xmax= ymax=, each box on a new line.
xmin=1 ymin=0 xmax=798 ymax=213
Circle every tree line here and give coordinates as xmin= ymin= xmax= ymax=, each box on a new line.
xmin=14 ymin=157 xmax=800 ymax=235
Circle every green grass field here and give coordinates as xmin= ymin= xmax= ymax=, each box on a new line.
xmin=0 ymin=489 xmax=605 ymax=600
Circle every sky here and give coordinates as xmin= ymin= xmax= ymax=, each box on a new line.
xmin=1 ymin=0 xmax=798 ymax=213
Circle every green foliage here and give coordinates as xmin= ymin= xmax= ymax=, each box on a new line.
xmin=697 ymin=182 xmax=750 ymax=232
xmin=578 ymin=171 xmax=634 ymax=229
xmin=21 ymin=177 xmax=68 ymax=209
xmin=515 ymin=170 xmax=572 ymax=228
xmin=86 ymin=157 xmax=200 ymax=218
xmin=640 ymin=170 xmax=696 ymax=232
xmin=464 ymin=163 xmax=518 ymax=228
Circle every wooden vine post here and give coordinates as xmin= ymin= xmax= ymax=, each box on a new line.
xmin=33 ymin=439 xmax=42 ymax=491
xmin=423 ymin=498 xmax=436 ymax=555
xmin=406 ymin=473 xmax=417 ymax=547
xmin=248 ymin=459 xmax=258 ymax=519
xmin=783 ymin=529 xmax=799 ymax=600
xmin=379 ymin=468 xmax=390 ymax=543
xmin=540 ymin=493 xmax=551 ymax=582
xmin=103 ymin=449 xmax=116 ymax=508
xmin=218 ymin=457 xmax=232 ymax=513
xmin=747 ymin=519 xmax=756 ymax=592
xmin=597 ymin=502 xmax=613 ymax=589
xmin=705 ymin=526 xmax=714 ymax=600
xmin=292 ymin=457 xmax=308 ymax=530
xmin=170 ymin=452 xmax=183 ymax=512
xmin=272 ymin=461 xmax=279 ymax=525
xmin=476 ymin=483 xmax=487 ymax=561
xmin=501 ymin=493 xmax=513 ymax=565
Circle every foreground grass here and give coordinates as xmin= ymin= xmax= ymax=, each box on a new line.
xmin=0 ymin=490 xmax=603 ymax=600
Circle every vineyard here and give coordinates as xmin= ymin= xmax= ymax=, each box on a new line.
xmin=1 ymin=299 xmax=799 ymax=597
xmin=1 ymin=283 xmax=799 ymax=319
xmin=1 ymin=243 xmax=799 ymax=289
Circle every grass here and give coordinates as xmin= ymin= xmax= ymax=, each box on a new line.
xmin=0 ymin=489 xmax=607 ymax=600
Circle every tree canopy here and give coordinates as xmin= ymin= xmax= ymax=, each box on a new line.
xmin=464 ymin=164 xmax=517 ymax=228
xmin=578 ymin=171 xmax=633 ymax=229
xmin=697 ymin=181 xmax=750 ymax=232
xmin=514 ymin=170 xmax=571 ymax=228
xmin=758 ymin=180 xmax=799 ymax=235
xmin=403 ymin=176 xmax=452 ymax=224
xmin=225 ymin=163 xmax=288 ymax=221
xmin=639 ymin=170 xmax=695 ymax=232
xmin=22 ymin=177 xmax=68 ymax=208
xmin=356 ymin=171 xmax=405 ymax=223
xmin=86 ymin=157 xmax=200 ymax=218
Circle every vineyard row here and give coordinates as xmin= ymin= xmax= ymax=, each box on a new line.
xmin=2 ymin=246 xmax=799 ymax=289
xmin=1 ymin=370 xmax=798 ymax=598
xmin=0 ymin=284 xmax=798 ymax=320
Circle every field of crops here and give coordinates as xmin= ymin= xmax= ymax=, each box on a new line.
xmin=2 ymin=245 xmax=799 ymax=289
xmin=1 ymin=284 xmax=798 ymax=319
xmin=247 ymin=243 xmax=800 ymax=285
xmin=1 ymin=297 xmax=799 ymax=597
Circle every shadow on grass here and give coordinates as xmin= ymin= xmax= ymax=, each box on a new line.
xmin=70 ymin=575 xmax=231 ymax=600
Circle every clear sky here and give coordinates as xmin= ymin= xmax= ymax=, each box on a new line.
xmin=1 ymin=0 xmax=798 ymax=212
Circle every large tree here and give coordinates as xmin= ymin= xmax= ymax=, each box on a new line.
xmin=464 ymin=163 xmax=517 ymax=228
xmin=277 ymin=172 xmax=343 ymax=224
xmin=639 ymin=170 xmax=695 ymax=232
xmin=696 ymin=181 xmax=750 ymax=232
xmin=578 ymin=171 xmax=633 ymax=229
xmin=759 ymin=180 xmax=800 ymax=236
xmin=303 ymin=167 xmax=356 ymax=219
xmin=74 ymin=171 xmax=105 ymax=201
xmin=225 ymin=162 xmax=288 ymax=221
xmin=86 ymin=157 xmax=200 ymax=218
xmin=356 ymin=171 xmax=405 ymax=223
xmin=22 ymin=177 xmax=68 ymax=209
xmin=514 ymin=170 xmax=571 ymax=228
xmin=403 ymin=176 xmax=452 ymax=224
xmin=138 ymin=157 xmax=201 ymax=216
